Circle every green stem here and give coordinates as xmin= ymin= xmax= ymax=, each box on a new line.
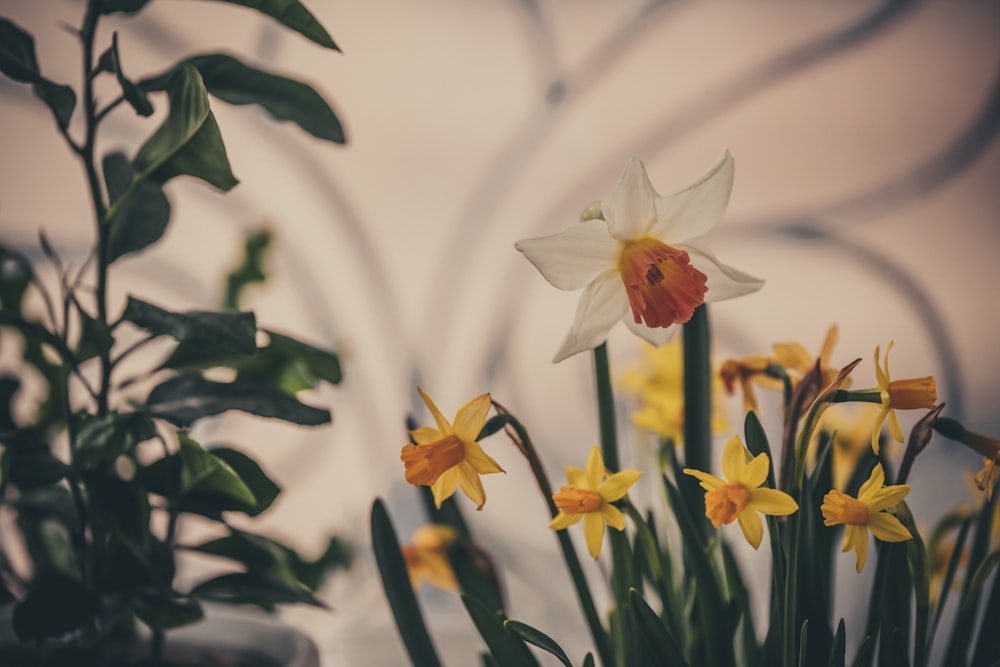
xmin=681 ymin=304 xmax=712 ymax=537
xmin=593 ymin=343 xmax=619 ymax=473
xmin=830 ymin=389 xmax=883 ymax=405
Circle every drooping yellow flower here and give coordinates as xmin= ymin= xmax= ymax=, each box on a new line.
xmin=515 ymin=153 xmax=763 ymax=363
xmin=821 ymin=463 xmax=912 ymax=573
xmin=619 ymin=340 xmax=729 ymax=443
xmin=975 ymin=456 xmax=999 ymax=500
xmin=400 ymin=389 xmax=504 ymax=509
xmin=871 ymin=342 xmax=937 ymax=453
xmin=549 ymin=446 xmax=641 ymax=559
xmin=683 ymin=436 xmax=798 ymax=549
xmin=401 ymin=524 xmax=459 ymax=591
xmin=719 ymin=355 xmax=780 ymax=413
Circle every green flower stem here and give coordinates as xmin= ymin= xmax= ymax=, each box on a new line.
xmin=593 ymin=343 xmax=619 ymax=473
xmin=499 ymin=412 xmax=612 ymax=667
xmin=831 ymin=389 xmax=883 ymax=405
xmin=681 ymin=304 xmax=712 ymax=537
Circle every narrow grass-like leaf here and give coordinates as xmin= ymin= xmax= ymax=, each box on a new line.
xmin=462 ymin=594 xmax=540 ymax=667
xmin=829 ymin=619 xmax=846 ymax=667
xmin=370 ymin=499 xmax=443 ymax=667
xmin=504 ymin=620 xmax=572 ymax=667
xmin=628 ymin=588 xmax=689 ymax=667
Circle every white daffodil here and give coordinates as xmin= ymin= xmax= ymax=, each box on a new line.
xmin=515 ymin=152 xmax=763 ymax=362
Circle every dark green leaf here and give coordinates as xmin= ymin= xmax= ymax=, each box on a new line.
xmin=199 ymin=0 xmax=338 ymax=50
xmin=133 ymin=594 xmax=203 ymax=630
xmin=829 ymin=619 xmax=846 ymax=667
xmin=103 ymin=153 xmax=171 ymax=261
xmin=178 ymin=433 xmax=256 ymax=507
xmin=124 ymin=296 xmax=257 ymax=356
xmin=257 ymin=330 xmax=342 ymax=386
xmin=289 ymin=535 xmax=352 ymax=591
xmin=132 ymin=64 xmax=237 ymax=192
xmin=188 ymin=53 xmax=343 ymax=142
xmin=461 ymin=594 xmax=540 ymax=667
xmin=224 ymin=228 xmax=271 ymax=310
xmin=5 ymin=442 xmax=71 ymax=488
xmin=76 ymin=411 xmax=156 ymax=466
xmin=189 ymin=571 xmax=326 ymax=610
xmin=0 ymin=19 xmax=75 ymax=129
xmin=13 ymin=573 xmax=98 ymax=641
xmin=75 ymin=308 xmax=114 ymax=362
xmin=100 ymin=0 xmax=152 ymax=14
xmin=146 ymin=374 xmax=330 ymax=427
xmin=102 ymin=533 xmax=173 ymax=592
xmin=138 ymin=452 xmax=254 ymax=518
xmin=370 ymin=498 xmax=443 ymax=667
xmin=192 ymin=530 xmax=292 ymax=576
xmin=504 ymin=620 xmax=572 ymax=667
xmin=628 ymin=588 xmax=689 ymax=667
xmin=210 ymin=447 xmax=280 ymax=516
xmin=110 ymin=33 xmax=153 ymax=116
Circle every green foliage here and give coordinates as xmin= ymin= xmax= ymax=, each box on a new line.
xmin=0 ymin=0 xmax=348 ymax=658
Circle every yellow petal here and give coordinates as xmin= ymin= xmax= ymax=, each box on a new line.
xmin=600 ymin=470 xmax=642 ymax=502
xmin=737 ymin=507 xmax=764 ymax=550
xmin=867 ymin=512 xmax=913 ymax=543
xmin=720 ymin=436 xmax=745 ymax=482
xmin=866 ymin=484 xmax=910 ymax=513
xmin=585 ymin=446 xmax=604 ymax=489
xmin=740 ymin=452 xmax=770 ymax=489
xmin=857 ymin=464 xmax=885 ymax=501
xmin=818 ymin=325 xmax=839 ymax=367
xmin=464 ymin=441 xmax=504 ymax=475
xmin=411 ymin=426 xmax=444 ymax=446
xmin=431 ymin=468 xmax=458 ymax=508
xmin=566 ymin=466 xmax=587 ymax=488
xmin=748 ymin=488 xmax=798 ymax=516
xmin=583 ymin=512 xmax=605 ymax=559
xmin=452 ymin=393 xmax=492 ymax=442
xmin=456 ymin=463 xmax=487 ymax=510
xmin=887 ymin=408 xmax=905 ymax=444
xmin=418 ymin=388 xmax=452 ymax=435
xmin=871 ymin=404 xmax=890 ymax=454
xmin=682 ymin=468 xmax=724 ymax=491
xmin=849 ymin=524 xmax=869 ymax=573
xmin=549 ymin=512 xmax=582 ymax=530
xmin=599 ymin=504 xmax=626 ymax=531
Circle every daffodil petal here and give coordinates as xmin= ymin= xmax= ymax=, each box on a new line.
xmin=680 ymin=243 xmax=765 ymax=302
xmin=410 ymin=426 xmax=443 ymax=446
xmin=600 ymin=504 xmax=626 ymax=531
xmin=649 ymin=150 xmax=734 ymax=242
xmin=772 ymin=342 xmax=813 ymax=374
xmin=600 ymin=470 xmax=642 ymax=502
xmin=583 ymin=512 xmax=606 ymax=559
xmin=452 ymin=392 xmax=492 ymax=442
xmin=720 ymin=436 xmax=745 ymax=482
xmin=858 ymin=464 xmax=885 ymax=501
xmin=867 ymin=512 xmax=913 ymax=543
xmin=741 ymin=453 xmax=770 ymax=489
xmin=566 ymin=466 xmax=587 ymax=488
xmin=585 ymin=446 xmax=604 ymax=489
xmin=737 ymin=507 xmax=764 ymax=550
xmin=431 ymin=468 xmax=458 ymax=508
xmin=601 ymin=156 xmax=660 ymax=240
xmin=553 ymin=270 xmax=628 ymax=363
xmin=871 ymin=404 xmax=890 ymax=454
xmin=874 ymin=345 xmax=888 ymax=389
xmin=549 ymin=512 xmax=582 ymax=530
xmin=464 ymin=442 xmax=504 ymax=475
xmin=418 ymin=388 xmax=452 ymax=435
xmin=887 ymin=408 xmax=905 ymax=443
xmin=866 ymin=485 xmax=910 ymax=513
xmin=622 ymin=317 xmax=679 ymax=348
xmin=852 ymin=525 xmax=869 ymax=573
xmin=514 ymin=220 xmax=621 ymax=291
xmin=457 ymin=463 xmax=487 ymax=509
xmin=748 ymin=488 xmax=799 ymax=516
xmin=683 ymin=468 xmax=724 ymax=491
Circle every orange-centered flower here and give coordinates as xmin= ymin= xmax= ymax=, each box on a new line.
xmin=820 ymin=463 xmax=912 ymax=573
xmin=871 ymin=341 xmax=937 ymax=453
xmin=400 ymin=389 xmax=504 ymax=510
xmin=401 ymin=524 xmax=458 ymax=591
xmin=515 ymin=153 xmax=763 ymax=363
xmin=683 ymin=436 xmax=798 ymax=549
xmin=549 ymin=446 xmax=641 ymax=559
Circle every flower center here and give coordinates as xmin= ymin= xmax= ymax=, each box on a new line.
xmin=618 ymin=237 xmax=707 ymax=328
xmin=401 ymin=435 xmax=465 ymax=487
xmin=820 ymin=490 xmax=870 ymax=526
xmin=553 ymin=486 xmax=604 ymax=514
xmin=704 ymin=482 xmax=750 ymax=527
xmin=887 ymin=376 xmax=937 ymax=410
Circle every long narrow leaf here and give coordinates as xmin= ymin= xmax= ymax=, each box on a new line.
xmin=628 ymin=588 xmax=689 ymax=667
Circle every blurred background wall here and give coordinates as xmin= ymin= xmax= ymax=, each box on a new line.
xmin=1 ymin=1 xmax=998 ymax=664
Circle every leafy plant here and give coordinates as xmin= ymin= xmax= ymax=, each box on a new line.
xmin=0 ymin=0 xmax=349 ymax=662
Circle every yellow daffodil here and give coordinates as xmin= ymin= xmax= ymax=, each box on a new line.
xmin=975 ymin=456 xmax=999 ymax=500
xmin=515 ymin=153 xmax=763 ymax=363
xmin=821 ymin=463 xmax=912 ymax=572
xmin=401 ymin=389 xmax=504 ymax=510
xmin=549 ymin=446 xmax=641 ymax=559
xmin=719 ymin=355 xmax=781 ymax=413
xmin=871 ymin=342 xmax=937 ymax=453
xmin=401 ymin=525 xmax=459 ymax=591
xmin=683 ymin=436 xmax=798 ymax=549
xmin=620 ymin=340 xmax=728 ymax=442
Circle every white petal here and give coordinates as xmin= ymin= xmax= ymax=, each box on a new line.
xmin=553 ymin=270 xmax=627 ymax=363
xmin=515 ymin=220 xmax=620 ymax=291
xmin=649 ymin=150 xmax=735 ymax=242
xmin=680 ymin=243 xmax=764 ymax=302
xmin=623 ymin=317 xmax=679 ymax=348
xmin=601 ymin=156 xmax=660 ymax=241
